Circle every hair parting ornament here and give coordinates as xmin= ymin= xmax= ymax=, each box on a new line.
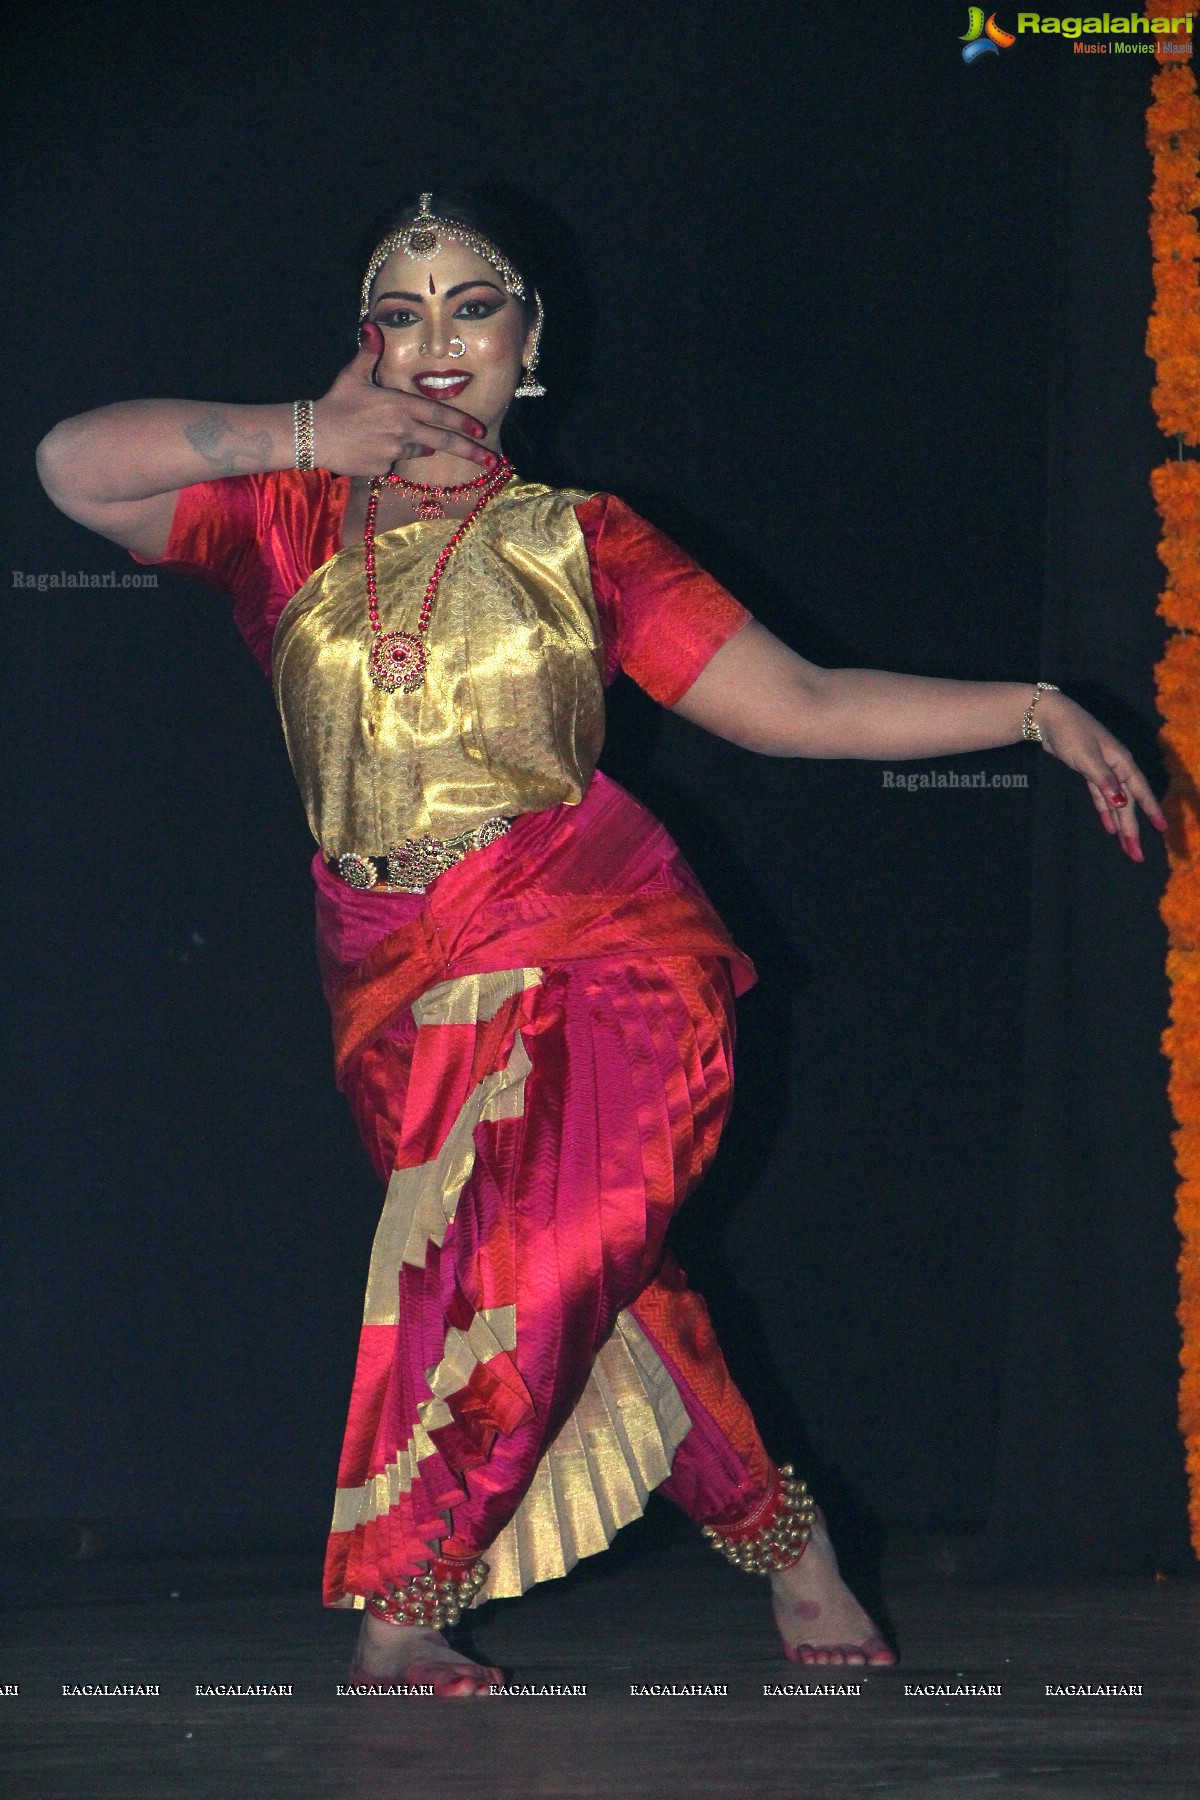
xmin=360 ymin=192 xmax=546 ymax=397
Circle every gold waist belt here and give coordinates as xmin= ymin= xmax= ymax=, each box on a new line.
xmin=329 ymin=815 xmax=513 ymax=895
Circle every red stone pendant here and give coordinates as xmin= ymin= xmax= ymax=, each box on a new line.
xmin=368 ymin=629 xmax=427 ymax=694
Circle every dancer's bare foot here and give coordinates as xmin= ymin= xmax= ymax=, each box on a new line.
xmin=770 ymin=1510 xmax=896 ymax=1666
xmin=350 ymin=1610 xmax=503 ymax=1698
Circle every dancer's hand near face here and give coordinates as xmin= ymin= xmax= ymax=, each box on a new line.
xmin=312 ymin=323 xmax=497 ymax=477
xmin=33 ymin=327 xmax=496 ymax=562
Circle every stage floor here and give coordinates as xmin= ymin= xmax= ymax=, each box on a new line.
xmin=1 ymin=1538 xmax=1197 ymax=1799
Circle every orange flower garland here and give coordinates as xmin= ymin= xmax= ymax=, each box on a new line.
xmin=1145 ymin=5 xmax=1200 ymax=1557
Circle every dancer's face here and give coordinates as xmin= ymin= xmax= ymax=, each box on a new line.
xmin=365 ymin=241 xmax=535 ymax=434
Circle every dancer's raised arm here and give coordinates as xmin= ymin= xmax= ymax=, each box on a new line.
xmin=35 ymin=333 xmax=497 ymax=559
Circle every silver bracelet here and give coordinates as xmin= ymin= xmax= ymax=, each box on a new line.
xmin=1022 ymin=681 xmax=1060 ymax=743
xmin=293 ymin=399 xmax=316 ymax=472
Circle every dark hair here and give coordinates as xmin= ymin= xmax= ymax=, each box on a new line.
xmin=357 ymin=184 xmax=594 ymax=473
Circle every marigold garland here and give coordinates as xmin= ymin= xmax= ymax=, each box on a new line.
xmin=1145 ymin=5 xmax=1200 ymax=1557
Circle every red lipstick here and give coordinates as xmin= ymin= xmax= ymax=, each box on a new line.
xmin=412 ymin=369 xmax=474 ymax=400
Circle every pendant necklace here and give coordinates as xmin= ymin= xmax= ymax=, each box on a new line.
xmin=364 ymin=457 xmax=514 ymax=694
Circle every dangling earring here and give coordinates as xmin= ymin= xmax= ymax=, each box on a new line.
xmin=514 ymin=289 xmax=547 ymax=398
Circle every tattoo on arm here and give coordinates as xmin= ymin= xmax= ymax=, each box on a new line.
xmin=183 ymin=409 xmax=274 ymax=474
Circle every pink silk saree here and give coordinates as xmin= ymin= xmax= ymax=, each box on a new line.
xmin=316 ymin=771 xmax=778 ymax=1610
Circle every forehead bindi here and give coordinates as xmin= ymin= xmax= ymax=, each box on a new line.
xmin=380 ymin=240 xmax=503 ymax=288
xmin=368 ymin=244 xmax=513 ymax=312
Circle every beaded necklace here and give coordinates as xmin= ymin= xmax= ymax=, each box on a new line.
xmin=383 ymin=467 xmax=492 ymax=522
xmin=364 ymin=457 xmax=515 ymax=694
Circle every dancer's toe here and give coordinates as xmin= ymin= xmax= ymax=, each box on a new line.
xmin=785 ymin=1634 xmax=896 ymax=1667
xmin=351 ymin=1616 xmax=504 ymax=1696
xmin=408 ymin=1659 xmax=502 ymax=1697
xmin=769 ymin=1512 xmax=897 ymax=1667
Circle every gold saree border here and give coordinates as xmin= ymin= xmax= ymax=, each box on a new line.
xmin=329 ymin=963 xmax=692 ymax=1606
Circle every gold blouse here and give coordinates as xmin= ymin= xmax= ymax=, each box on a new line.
xmin=271 ymin=481 xmax=604 ymax=857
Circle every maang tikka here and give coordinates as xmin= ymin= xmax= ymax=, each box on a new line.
xmin=360 ymin=192 xmax=546 ymax=397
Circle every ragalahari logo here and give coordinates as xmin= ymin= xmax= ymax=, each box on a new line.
xmin=960 ymin=8 xmax=1017 ymax=60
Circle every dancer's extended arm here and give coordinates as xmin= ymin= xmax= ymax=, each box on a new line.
xmin=672 ymin=617 xmax=1168 ymax=859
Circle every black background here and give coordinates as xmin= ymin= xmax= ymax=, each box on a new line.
xmin=2 ymin=2 xmax=1190 ymax=1579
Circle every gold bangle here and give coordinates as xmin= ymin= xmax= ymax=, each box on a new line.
xmin=293 ymin=399 xmax=316 ymax=472
xmin=1022 ymin=681 xmax=1060 ymax=743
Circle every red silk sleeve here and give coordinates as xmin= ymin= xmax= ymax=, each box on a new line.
xmin=129 ymin=469 xmax=349 ymax=675
xmin=575 ymin=492 xmax=752 ymax=706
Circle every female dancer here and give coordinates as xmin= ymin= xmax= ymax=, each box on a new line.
xmin=37 ymin=191 xmax=1167 ymax=1698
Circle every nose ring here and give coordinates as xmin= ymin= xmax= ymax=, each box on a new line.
xmin=448 ymin=337 xmax=466 ymax=358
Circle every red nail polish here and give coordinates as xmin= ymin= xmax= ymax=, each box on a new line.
xmin=358 ymin=321 xmax=383 ymax=354
xmin=484 ymin=452 xmax=498 ymax=468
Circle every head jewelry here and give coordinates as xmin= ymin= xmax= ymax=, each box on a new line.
xmin=360 ymin=192 xmax=545 ymax=396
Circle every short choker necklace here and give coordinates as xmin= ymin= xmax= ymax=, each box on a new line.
xmin=383 ymin=466 xmax=493 ymax=522
xmin=364 ymin=457 xmax=515 ymax=694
